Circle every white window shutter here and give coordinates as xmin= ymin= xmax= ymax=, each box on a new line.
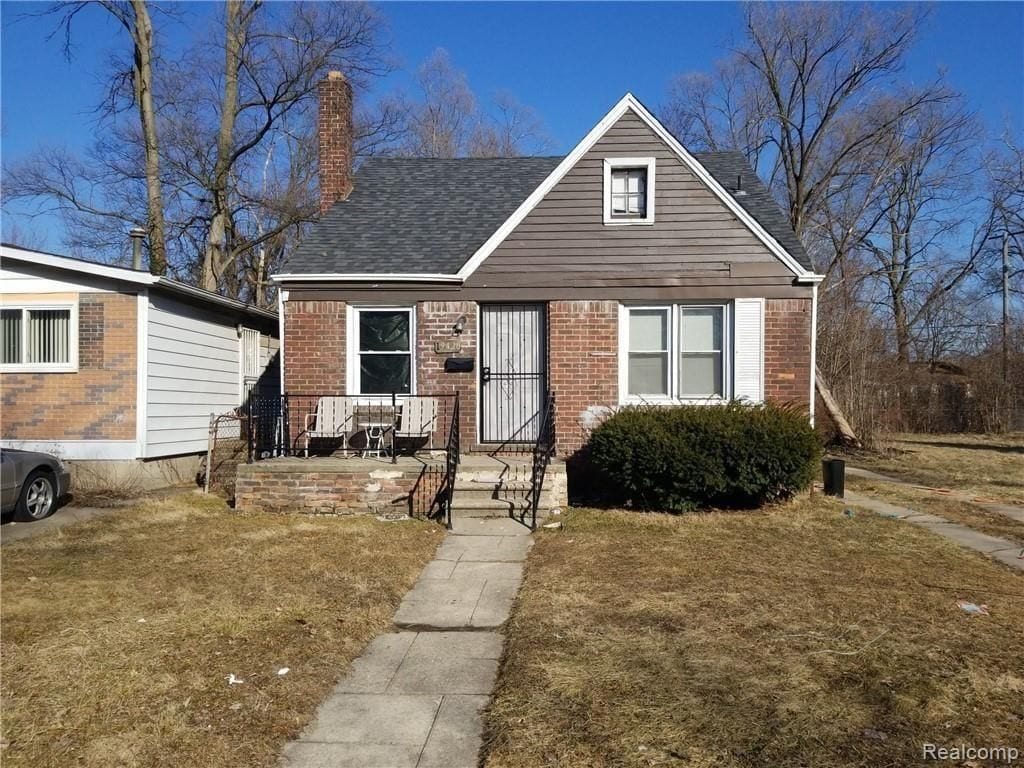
xmin=733 ymin=298 xmax=764 ymax=403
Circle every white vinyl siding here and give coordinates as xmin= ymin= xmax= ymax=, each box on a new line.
xmin=145 ymin=294 xmax=243 ymax=457
xmin=733 ymin=298 xmax=765 ymax=403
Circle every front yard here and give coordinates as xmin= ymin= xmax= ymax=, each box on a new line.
xmin=482 ymin=499 xmax=1024 ymax=767
xmin=849 ymin=432 xmax=1024 ymax=504
xmin=1 ymin=493 xmax=442 ymax=767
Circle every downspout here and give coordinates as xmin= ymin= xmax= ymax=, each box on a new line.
xmin=278 ymin=288 xmax=287 ymax=396
xmin=809 ymin=283 xmax=818 ymax=427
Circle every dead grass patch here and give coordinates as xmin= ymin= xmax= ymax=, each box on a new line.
xmin=847 ymin=476 xmax=1024 ymax=547
xmin=848 ymin=432 xmax=1024 ymax=504
xmin=482 ymin=501 xmax=1024 ymax=768
xmin=1 ymin=493 xmax=442 ymax=767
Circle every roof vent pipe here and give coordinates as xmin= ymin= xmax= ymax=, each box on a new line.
xmin=734 ymin=174 xmax=747 ymax=197
xmin=129 ymin=226 xmax=147 ymax=270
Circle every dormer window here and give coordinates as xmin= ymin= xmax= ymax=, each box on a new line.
xmin=611 ymin=168 xmax=647 ymax=217
xmin=603 ymin=157 xmax=656 ymax=225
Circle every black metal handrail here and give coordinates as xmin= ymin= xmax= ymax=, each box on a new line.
xmin=245 ymin=392 xmax=458 ymax=461
xmin=441 ymin=393 xmax=460 ymax=528
xmin=526 ymin=391 xmax=556 ymax=530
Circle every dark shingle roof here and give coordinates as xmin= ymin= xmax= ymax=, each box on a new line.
xmin=693 ymin=151 xmax=813 ymax=271
xmin=286 ymin=157 xmax=562 ymax=274
xmin=284 ymin=152 xmax=813 ymax=275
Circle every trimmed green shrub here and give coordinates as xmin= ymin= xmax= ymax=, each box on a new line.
xmin=587 ymin=402 xmax=821 ymax=511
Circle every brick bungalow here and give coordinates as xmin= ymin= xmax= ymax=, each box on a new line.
xmin=271 ymin=73 xmax=822 ymax=460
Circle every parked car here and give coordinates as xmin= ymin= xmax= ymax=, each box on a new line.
xmin=1 ymin=449 xmax=72 ymax=522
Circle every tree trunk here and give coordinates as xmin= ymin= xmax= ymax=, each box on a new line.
xmin=815 ymin=368 xmax=861 ymax=448
xmin=202 ymin=0 xmax=246 ymax=293
xmin=129 ymin=0 xmax=167 ymax=275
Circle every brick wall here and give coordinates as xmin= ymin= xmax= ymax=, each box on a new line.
xmin=235 ymin=460 xmax=431 ymax=518
xmin=283 ymin=300 xmax=345 ymax=393
xmin=764 ymin=298 xmax=812 ymax=410
xmin=1 ymin=292 xmax=136 ymax=441
xmin=548 ymin=300 xmax=619 ymax=455
xmin=417 ymin=301 xmax=477 ymax=448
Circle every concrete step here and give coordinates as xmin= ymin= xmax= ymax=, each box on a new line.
xmin=454 ymin=479 xmax=533 ymax=492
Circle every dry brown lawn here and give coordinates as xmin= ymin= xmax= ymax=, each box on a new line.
xmin=482 ymin=500 xmax=1024 ymax=768
xmin=847 ymin=476 xmax=1024 ymax=547
xmin=849 ymin=432 xmax=1024 ymax=504
xmin=1 ymin=493 xmax=442 ymax=768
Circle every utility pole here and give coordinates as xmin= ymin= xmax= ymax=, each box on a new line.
xmin=1003 ymin=233 xmax=1010 ymax=385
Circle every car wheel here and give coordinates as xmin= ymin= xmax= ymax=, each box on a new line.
xmin=14 ymin=470 xmax=57 ymax=522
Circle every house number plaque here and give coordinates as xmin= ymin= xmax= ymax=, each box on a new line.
xmin=434 ymin=340 xmax=462 ymax=354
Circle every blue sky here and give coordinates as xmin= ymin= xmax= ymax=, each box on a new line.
xmin=2 ymin=1 xmax=1022 ymax=250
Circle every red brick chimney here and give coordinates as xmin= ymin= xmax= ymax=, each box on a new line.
xmin=318 ymin=70 xmax=354 ymax=214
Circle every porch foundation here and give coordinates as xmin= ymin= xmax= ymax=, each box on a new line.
xmin=235 ymin=456 xmax=444 ymax=518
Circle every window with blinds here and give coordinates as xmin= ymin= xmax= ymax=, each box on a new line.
xmin=1 ymin=306 xmax=76 ymax=370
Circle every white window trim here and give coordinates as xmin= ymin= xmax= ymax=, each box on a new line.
xmin=0 ymin=300 xmax=79 ymax=373
xmin=618 ymin=302 xmax=731 ymax=405
xmin=345 ymin=305 xmax=416 ymax=399
xmin=603 ymin=157 xmax=656 ymax=226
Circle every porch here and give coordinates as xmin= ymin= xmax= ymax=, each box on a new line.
xmin=234 ymin=453 xmax=567 ymax=526
xmin=238 ymin=390 xmax=562 ymax=527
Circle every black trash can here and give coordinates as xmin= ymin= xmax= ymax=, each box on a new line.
xmin=822 ymin=458 xmax=845 ymax=498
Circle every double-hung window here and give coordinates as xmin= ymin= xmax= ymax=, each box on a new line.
xmin=621 ymin=304 xmax=728 ymax=401
xmin=1 ymin=304 xmax=78 ymax=372
xmin=350 ymin=307 xmax=414 ymax=395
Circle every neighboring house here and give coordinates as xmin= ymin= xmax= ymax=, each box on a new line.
xmin=1 ymin=245 xmax=279 ymax=485
xmin=274 ymin=73 xmax=823 ymax=456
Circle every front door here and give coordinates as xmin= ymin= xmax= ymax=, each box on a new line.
xmin=479 ymin=303 xmax=546 ymax=443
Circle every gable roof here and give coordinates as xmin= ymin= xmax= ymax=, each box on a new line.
xmin=286 ymin=157 xmax=562 ymax=276
xmin=692 ymin=151 xmax=812 ymax=273
xmin=277 ymin=94 xmax=821 ymax=284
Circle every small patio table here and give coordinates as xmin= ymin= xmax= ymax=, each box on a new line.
xmin=359 ymin=421 xmax=394 ymax=458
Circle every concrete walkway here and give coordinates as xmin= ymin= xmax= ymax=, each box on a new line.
xmin=847 ymin=466 xmax=1024 ymax=525
xmin=846 ymin=490 xmax=1024 ymax=571
xmin=280 ymin=517 xmax=532 ymax=768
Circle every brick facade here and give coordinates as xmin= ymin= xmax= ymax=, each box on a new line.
xmin=1 ymin=292 xmax=136 ymax=441
xmin=764 ymin=298 xmax=812 ymax=410
xmin=417 ymin=301 xmax=477 ymax=448
xmin=283 ymin=300 xmax=345 ymax=392
xmin=281 ymin=296 xmax=812 ymax=457
xmin=548 ymin=300 xmax=620 ymax=455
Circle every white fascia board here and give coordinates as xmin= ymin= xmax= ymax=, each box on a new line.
xmin=0 ymin=245 xmax=158 ymax=286
xmin=271 ymin=273 xmax=462 ymax=283
xmin=455 ymin=93 xmax=824 ymax=283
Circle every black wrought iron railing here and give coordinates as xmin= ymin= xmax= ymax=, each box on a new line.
xmin=245 ymin=392 xmax=459 ymax=463
xmin=526 ymin=391 xmax=556 ymax=530
xmin=441 ymin=393 xmax=460 ymax=528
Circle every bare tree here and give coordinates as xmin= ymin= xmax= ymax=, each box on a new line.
xmin=856 ymin=100 xmax=980 ymax=365
xmin=4 ymin=1 xmax=397 ymax=303
xmin=397 ymin=49 xmax=551 ymax=159
xmin=6 ymin=1 xmax=169 ymax=273
xmin=662 ymin=4 xmax=953 ymax=266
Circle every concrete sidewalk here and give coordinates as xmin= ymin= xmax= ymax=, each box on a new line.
xmin=280 ymin=517 xmax=532 ymax=768
xmin=846 ymin=490 xmax=1024 ymax=571
xmin=847 ymin=466 xmax=1024 ymax=525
